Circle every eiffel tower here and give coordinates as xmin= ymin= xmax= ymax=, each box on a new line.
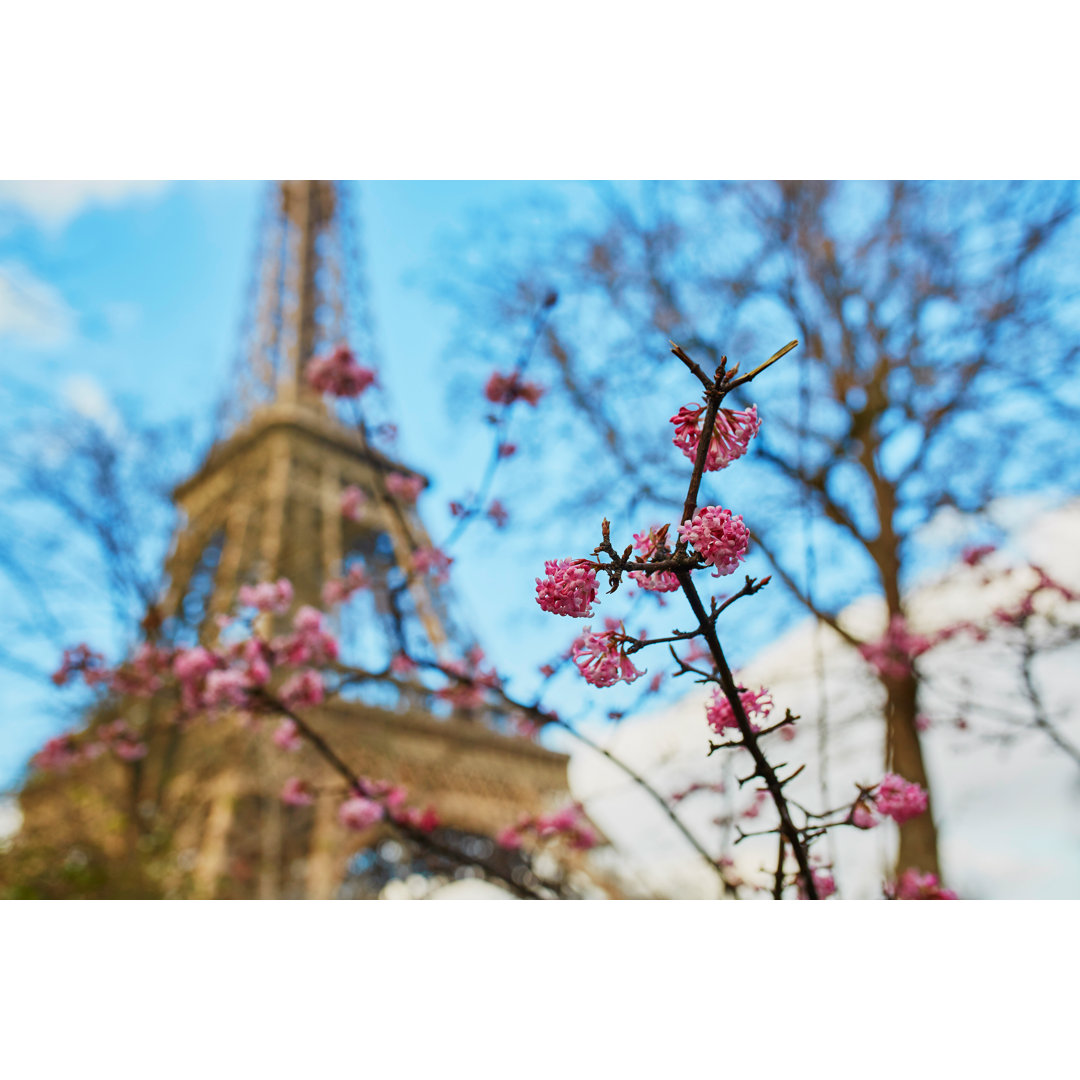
xmin=13 ymin=182 xmax=575 ymax=899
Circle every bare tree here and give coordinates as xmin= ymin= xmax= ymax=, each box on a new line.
xmin=433 ymin=180 xmax=1080 ymax=876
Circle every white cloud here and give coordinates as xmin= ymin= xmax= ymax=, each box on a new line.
xmin=0 ymin=181 xmax=168 ymax=230
xmin=62 ymin=374 xmax=123 ymax=437
xmin=0 ymin=260 xmax=77 ymax=348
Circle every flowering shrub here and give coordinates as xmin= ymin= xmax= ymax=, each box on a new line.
xmin=31 ymin=333 xmax=949 ymax=900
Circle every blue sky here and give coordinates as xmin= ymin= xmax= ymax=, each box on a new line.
xmin=3 ymin=181 xmax=796 ymax=790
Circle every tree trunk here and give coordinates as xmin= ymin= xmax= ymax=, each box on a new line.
xmin=885 ymin=672 xmax=940 ymax=878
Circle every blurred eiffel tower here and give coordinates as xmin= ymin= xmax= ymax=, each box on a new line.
xmin=15 ymin=182 xmax=577 ymax=899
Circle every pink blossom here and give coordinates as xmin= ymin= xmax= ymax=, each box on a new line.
xmin=670 ymin=403 xmax=761 ymax=471
xmin=512 ymin=711 xmax=540 ymax=738
xmin=570 ymin=625 xmax=645 ymax=688
xmin=435 ymin=653 xmax=499 ymax=710
xmin=241 ymin=639 xmax=272 ymax=687
xmin=569 ymin=825 xmax=598 ymax=851
xmin=306 ymin=344 xmax=376 ymax=398
xmin=173 ymin=645 xmax=216 ymax=683
xmin=535 ymin=559 xmax=598 ymax=617
xmin=857 ymin=615 xmax=933 ymax=680
xmin=32 ymin=734 xmax=82 ymax=771
xmin=274 ymin=606 xmax=338 ymax=666
xmin=628 ymin=525 xmax=680 ymax=593
xmin=322 ymin=564 xmax=368 ymax=606
xmin=806 ymin=870 xmax=837 ymax=899
xmin=338 ymin=794 xmax=384 ymax=831
xmin=281 ymin=777 xmax=315 ymax=807
xmin=412 ymin=547 xmax=452 ymax=583
xmin=112 ymin=739 xmax=149 ymax=762
xmin=496 ymin=826 xmax=523 ymax=849
xmin=484 ymin=371 xmax=545 ymax=407
xmin=706 ymin=686 xmax=773 ymax=735
xmin=237 ymin=578 xmax=294 ymax=615
xmin=52 ymin=644 xmax=108 ymax=688
xmin=486 ymin=500 xmax=509 ymax=529
xmin=888 ymin=869 xmax=957 ymax=900
xmin=280 ymin=669 xmax=325 ymax=709
xmin=852 ymin=801 xmax=878 ymax=829
xmin=172 ymin=646 xmax=219 ymax=711
xmin=874 ymin=773 xmax=928 ymax=825
xmin=340 ymin=485 xmax=366 ymax=521
xmin=396 ymin=805 xmax=440 ymax=833
xmin=527 ymin=805 xmax=598 ymax=850
xmin=272 ymin=719 xmax=303 ymax=752
xmin=204 ymin=669 xmax=251 ymax=709
xmin=677 ymin=506 xmax=750 ymax=576
xmin=449 ymin=500 xmax=467 ymax=517
xmin=385 ymin=472 xmax=424 ymax=503
xmin=498 ymin=443 xmax=517 ymax=459
xmin=110 ymin=642 xmax=173 ymax=697
xmin=962 ymin=544 xmax=996 ymax=567
xmin=390 ymin=653 xmax=418 ymax=676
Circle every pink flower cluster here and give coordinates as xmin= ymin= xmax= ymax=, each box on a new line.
xmin=435 ymin=648 xmax=500 ymax=711
xmin=306 ymin=344 xmax=376 ymax=398
xmin=238 ymin=578 xmax=294 ymax=614
xmin=857 ymin=615 xmax=933 ymax=680
xmin=798 ymin=869 xmax=836 ymax=899
xmin=385 ymin=472 xmax=424 ymax=503
xmin=412 ymin=546 xmax=453 ymax=583
xmin=32 ymin=734 xmax=85 ymax=772
xmin=271 ymin=606 xmax=339 ymax=667
xmin=109 ymin=642 xmax=172 ymax=697
xmin=322 ymin=565 xmax=369 ymax=607
xmin=97 ymin=719 xmax=148 ymax=762
xmin=962 ymin=544 xmax=996 ymax=567
xmin=486 ymin=500 xmax=509 ymax=529
xmin=670 ymin=403 xmax=761 ymax=471
xmin=484 ymin=370 xmax=545 ymax=407
xmin=677 ymin=506 xmax=750 ymax=576
xmin=281 ymin=777 xmax=315 ymax=807
xmin=496 ymin=804 xmax=597 ymax=851
xmin=51 ymin=644 xmax=108 ymax=688
xmin=628 ymin=525 xmax=680 ymax=593
xmin=273 ymin=718 xmax=303 ymax=751
xmin=280 ymin=669 xmax=325 ymax=709
xmin=340 ymin=485 xmax=366 ymax=521
xmin=535 ymin=559 xmax=598 ymax=617
xmin=706 ymin=686 xmax=773 ymax=735
xmin=338 ymin=794 xmax=384 ymax=832
xmin=873 ymin=773 xmax=929 ymax=825
xmin=669 ymin=781 xmax=725 ymax=803
xmin=389 ymin=653 xmax=418 ymax=676
xmin=886 ymin=869 xmax=957 ymax=900
xmin=570 ymin=622 xmax=644 ymax=688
